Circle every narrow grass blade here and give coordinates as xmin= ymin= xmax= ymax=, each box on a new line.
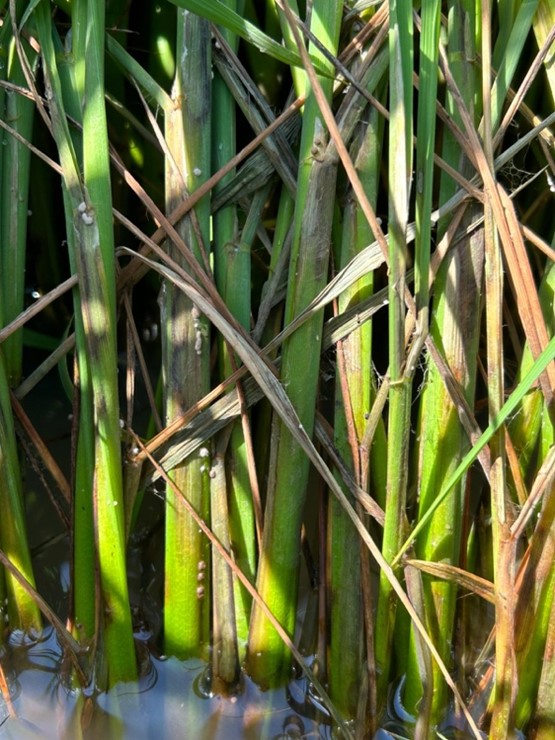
xmin=105 ymin=33 xmax=172 ymax=112
xmin=532 ymin=0 xmax=555 ymax=103
xmin=168 ymin=0 xmax=329 ymax=76
xmin=490 ymin=0 xmax=540 ymax=132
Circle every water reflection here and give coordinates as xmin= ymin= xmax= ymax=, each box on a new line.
xmin=1 ymin=635 xmax=335 ymax=739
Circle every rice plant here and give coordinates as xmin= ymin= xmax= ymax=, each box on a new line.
xmin=0 ymin=0 xmax=554 ymax=737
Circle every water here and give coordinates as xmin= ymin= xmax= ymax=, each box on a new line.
xmin=0 ymin=629 xmax=332 ymax=739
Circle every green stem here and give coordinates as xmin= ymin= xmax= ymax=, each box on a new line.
xmin=35 ymin=0 xmax=136 ymax=686
xmin=374 ymin=0 xmax=413 ymax=699
xmin=247 ymin=0 xmax=343 ymax=687
xmin=162 ymin=8 xmax=212 ymax=660
xmin=328 ymin=98 xmax=382 ymax=721
xmin=212 ymin=0 xmax=255 ymax=665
